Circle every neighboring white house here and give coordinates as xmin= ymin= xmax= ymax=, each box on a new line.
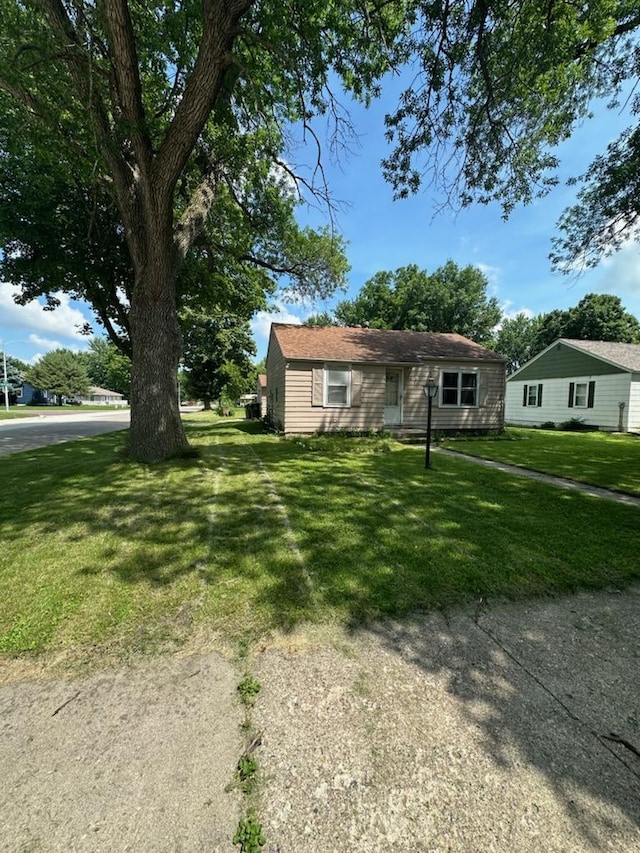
xmin=505 ymin=339 xmax=640 ymax=432
xmin=80 ymin=386 xmax=127 ymax=406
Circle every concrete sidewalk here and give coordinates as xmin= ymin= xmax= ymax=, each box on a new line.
xmin=256 ymin=588 xmax=640 ymax=852
xmin=436 ymin=447 xmax=640 ymax=509
xmin=1 ymin=589 xmax=639 ymax=851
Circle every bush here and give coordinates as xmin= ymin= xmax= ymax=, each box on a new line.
xmin=539 ymin=421 xmax=556 ymax=430
xmin=559 ymin=417 xmax=597 ymax=432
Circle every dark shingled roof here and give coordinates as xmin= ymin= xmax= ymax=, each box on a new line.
xmin=271 ymin=324 xmax=505 ymax=364
xmin=560 ymin=339 xmax=640 ymax=372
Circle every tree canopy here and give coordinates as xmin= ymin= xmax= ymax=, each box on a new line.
xmin=334 ymin=262 xmax=501 ymax=345
xmin=26 ymin=349 xmax=90 ymax=403
xmin=495 ymin=293 xmax=640 ymax=373
xmin=1 ymin=1 xmax=639 ymax=458
xmin=181 ymin=308 xmax=256 ymax=410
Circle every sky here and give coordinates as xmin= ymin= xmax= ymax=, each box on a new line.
xmin=2 ymin=80 xmax=639 ymax=366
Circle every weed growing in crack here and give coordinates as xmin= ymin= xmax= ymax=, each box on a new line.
xmin=237 ymin=674 xmax=261 ymax=707
xmin=233 ymin=813 xmax=266 ymax=851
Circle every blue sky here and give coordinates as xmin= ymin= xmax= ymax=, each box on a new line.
xmin=2 ymin=83 xmax=639 ymax=365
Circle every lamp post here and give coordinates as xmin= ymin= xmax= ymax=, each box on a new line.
xmin=423 ymin=376 xmax=439 ymax=469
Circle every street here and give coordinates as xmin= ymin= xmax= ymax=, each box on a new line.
xmin=0 ymin=409 xmax=130 ymax=456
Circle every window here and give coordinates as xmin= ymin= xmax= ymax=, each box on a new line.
xmin=574 ymin=382 xmax=587 ymax=408
xmin=568 ymin=381 xmax=595 ymax=409
xmin=325 ymin=365 xmax=351 ymax=407
xmin=441 ymin=371 xmax=478 ymax=406
xmin=522 ymin=383 xmax=543 ymax=407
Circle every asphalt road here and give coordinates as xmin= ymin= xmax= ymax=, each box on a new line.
xmin=0 ymin=410 xmax=130 ymax=456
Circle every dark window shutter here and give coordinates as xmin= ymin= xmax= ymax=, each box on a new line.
xmin=312 ymin=367 xmax=323 ymax=406
xmin=523 ymin=385 xmax=528 ymax=406
xmin=537 ymin=384 xmax=543 ymax=407
xmin=568 ymin=382 xmax=575 ymax=408
xmin=587 ymin=381 xmax=595 ymax=408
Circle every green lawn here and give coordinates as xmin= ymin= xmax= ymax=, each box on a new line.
xmin=0 ymin=405 xmax=125 ymax=420
xmin=1 ymin=415 xmax=638 ymax=660
xmin=441 ymin=428 xmax=640 ymax=496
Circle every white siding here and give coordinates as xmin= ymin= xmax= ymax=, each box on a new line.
xmin=506 ymin=373 xmax=632 ymax=430
xmin=628 ymin=375 xmax=640 ymax=432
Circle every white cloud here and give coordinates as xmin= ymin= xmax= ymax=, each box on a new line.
xmin=597 ymin=241 xmax=640 ymax=296
xmin=0 ymin=283 xmax=90 ymax=345
xmin=500 ymin=301 xmax=535 ymax=321
xmin=251 ymin=306 xmax=303 ymax=359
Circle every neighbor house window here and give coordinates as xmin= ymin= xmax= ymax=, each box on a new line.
xmin=574 ymin=382 xmax=588 ymax=407
xmin=441 ymin=371 xmax=478 ymax=406
xmin=568 ymin=381 xmax=595 ymax=409
xmin=325 ymin=365 xmax=351 ymax=407
xmin=522 ymin=384 xmax=543 ymax=407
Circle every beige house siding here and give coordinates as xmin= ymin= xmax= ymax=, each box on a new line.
xmin=403 ymin=363 xmax=505 ymax=431
xmin=266 ymin=338 xmax=286 ymax=430
xmin=277 ymin=360 xmax=505 ymax=434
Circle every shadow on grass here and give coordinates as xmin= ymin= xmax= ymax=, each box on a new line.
xmin=1 ymin=423 xmax=639 ymax=840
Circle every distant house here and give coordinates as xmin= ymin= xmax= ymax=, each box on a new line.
xmin=266 ymin=324 xmax=506 ymax=435
xmin=12 ymin=382 xmax=50 ymax=406
xmin=257 ymin=373 xmax=267 ymax=417
xmin=505 ymin=339 xmax=640 ymax=432
xmin=80 ymin=386 xmax=126 ymax=406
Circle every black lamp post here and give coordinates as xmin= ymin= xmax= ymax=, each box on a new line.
xmin=423 ymin=377 xmax=439 ymax=469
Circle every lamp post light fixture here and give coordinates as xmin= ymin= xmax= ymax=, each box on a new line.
xmin=423 ymin=376 xmax=439 ymax=469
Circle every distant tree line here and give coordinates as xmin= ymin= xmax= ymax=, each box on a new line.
xmin=307 ymin=261 xmax=640 ymax=374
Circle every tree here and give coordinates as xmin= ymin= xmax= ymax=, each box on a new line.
xmin=335 ymin=262 xmax=501 ymax=344
xmin=495 ymin=315 xmax=543 ymax=375
xmin=26 ymin=349 xmax=90 ymax=404
xmin=305 ymin=312 xmax=340 ymax=327
xmin=533 ymin=294 xmax=640 ymax=353
xmin=181 ymin=310 xmax=256 ymax=410
xmin=564 ymin=293 xmax=640 ymax=342
xmin=1 ymin=353 xmax=25 ymax=405
xmin=83 ymin=339 xmax=132 ymax=399
xmin=0 ymin=0 xmax=377 ymax=460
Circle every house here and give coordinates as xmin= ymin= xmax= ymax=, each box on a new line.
xmin=257 ymin=373 xmax=267 ymax=417
xmin=505 ymin=339 xmax=640 ymax=432
xmin=80 ymin=386 xmax=126 ymax=406
xmin=265 ymin=324 xmax=506 ymax=435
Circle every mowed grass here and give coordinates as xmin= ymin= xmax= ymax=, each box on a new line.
xmin=0 ymin=406 xmax=124 ymax=420
xmin=0 ymin=415 xmax=638 ymax=659
xmin=441 ymin=428 xmax=640 ymax=495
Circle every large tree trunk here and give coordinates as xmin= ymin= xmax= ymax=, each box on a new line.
xmin=128 ymin=255 xmax=189 ymax=463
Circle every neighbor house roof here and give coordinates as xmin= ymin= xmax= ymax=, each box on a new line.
xmin=87 ymin=386 xmax=124 ymax=397
xmin=557 ymin=339 xmax=640 ymax=372
xmin=270 ymin=324 xmax=505 ymax=364
xmin=258 ymin=373 xmax=267 ymax=388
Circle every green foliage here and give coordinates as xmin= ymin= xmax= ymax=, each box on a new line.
xmin=237 ymin=675 xmax=261 ymax=707
xmin=233 ymin=814 xmax=266 ymax=852
xmin=335 ymin=261 xmax=501 ymax=344
xmin=535 ymin=294 xmax=640 ymax=352
xmin=495 ymin=314 xmax=544 ymax=374
xmin=181 ymin=310 xmax=256 ymax=408
xmin=25 ymin=349 xmax=90 ymax=403
xmin=84 ymin=339 xmax=131 ymax=398
xmin=236 ymin=755 xmax=259 ymax=795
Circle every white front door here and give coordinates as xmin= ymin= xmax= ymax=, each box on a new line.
xmin=384 ymin=369 xmax=402 ymax=425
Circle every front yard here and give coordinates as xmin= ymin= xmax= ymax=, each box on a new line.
xmin=441 ymin=427 xmax=640 ymax=495
xmin=1 ymin=416 xmax=638 ymax=660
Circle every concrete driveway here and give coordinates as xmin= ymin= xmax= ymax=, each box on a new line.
xmin=0 ymin=410 xmax=130 ymax=456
